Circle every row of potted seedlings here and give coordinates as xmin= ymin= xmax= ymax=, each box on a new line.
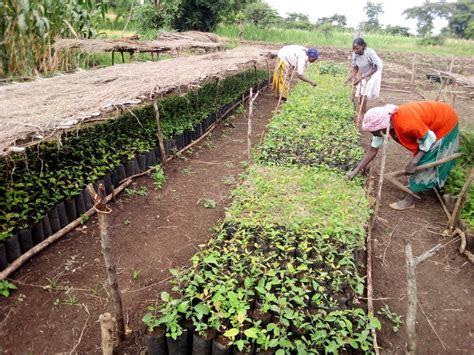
xmin=0 ymin=70 xmax=268 ymax=270
xmin=142 ymin=63 xmax=379 ymax=354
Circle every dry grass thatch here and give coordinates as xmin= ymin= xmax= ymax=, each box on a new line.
xmin=0 ymin=46 xmax=276 ymax=156
xmin=54 ymin=37 xmax=223 ymax=55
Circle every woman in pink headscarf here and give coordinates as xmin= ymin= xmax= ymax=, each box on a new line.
xmin=347 ymin=101 xmax=459 ymax=210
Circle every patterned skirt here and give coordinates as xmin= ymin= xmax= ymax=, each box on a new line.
xmin=272 ymin=60 xmax=290 ymax=98
xmin=409 ymin=124 xmax=459 ymax=193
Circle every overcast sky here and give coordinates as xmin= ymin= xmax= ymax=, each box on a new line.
xmin=264 ymin=0 xmax=450 ymax=34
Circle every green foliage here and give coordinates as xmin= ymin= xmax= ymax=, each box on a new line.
xmin=0 ymin=280 xmax=18 ymax=297
xmin=143 ymin=63 xmax=376 ymax=352
xmin=1 ymin=0 xmax=108 ymax=77
xmin=378 ymin=304 xmax=403 ymax=332
xmin=447 ymin=0 xmax=474 ymax=39
xmin=201 ymin=198 xmax=217 ymax=209
xmin=384 ymin=25 xmax=411 ymax=37
xmin=242 ymin=1 xmax=278 ymax=28
xmin=0 ymin=70 xmax=266 ymax=239
xmin=150 ymin=165 xmax=166 ymax=190
xmin=216 ymin=24 xmax=474 ymax=56
xmin=417 ymin=34 xmax=446 ymax=46
xmin=403 ymin=2 xmax=449 ymax=36
xmin=444 ymin=131 xmax=474 ymax=228
xmin=255 ymin=63 xmax=364 ymax=171
xmin=359 ymin=1 xmax=384 ymax=33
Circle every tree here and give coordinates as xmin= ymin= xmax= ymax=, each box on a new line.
xmin=285 ymin=12 xmax=312 ymax=30
xmin=447 ymin=0 xmax=474 ymax=39
xmin=359 ymin=1 xmax=384 ymax=32
xmin=403 ymin=1 xmax=449 ymax=36
xmin=316 ymin=14 xmax=347 ymax=28
xmin=243 ymin=1 xmax=278 ymax=27
xmin=384 ymin=25 xmax=411 ymax=36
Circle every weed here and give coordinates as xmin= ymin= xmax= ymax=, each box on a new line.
xmin=63 ymin=294 xmax=79 ymax=306
xmin=181 ymin=167 xmax=194 ymax=175
xmin=0 ymin=280 xmax=17 ymax=297
xmin=222 ymin=176 xmax=236 ymax=185
xmin=125 ymin=186 xmax=148 ymax=197
xmin=80 ymin=214 xmax=89 ymax=225
xmin=45 ymin=276 xmax=61 ymax=290
xmin=131 ymin=269 xmax=142 ymax=282
xmin=201 ymin=198 xmax=217 ymax=209
xmin=235 ymin=104 xmax=245 ymax=114
xmin=124 ymin=219 xmax=131 ymax=225
xmin=204 ymin=140 xmax=215 ymax=149
xmin=378 ymin=304 xmax=403 ymax=332
xmin=150 ymin=165 xmax=166 ymax=190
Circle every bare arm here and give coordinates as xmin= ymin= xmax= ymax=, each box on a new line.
xmin=405 ymin=150 xmax=426 ymax=175
xmin=354 ymin=64 xmax=378 ymax=85
xmin=345 ymin=66 xmax=359 ymax=84
xmin=347 ymin=146 xmax=379 ymax=179
xmin=297 ymin=73 xmax=317 ymax=86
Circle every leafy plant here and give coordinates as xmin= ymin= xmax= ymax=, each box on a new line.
xmin=378 ymin=304 xmax=403 ymax=332
xmin=0 ymin=280 xmax=17 ymax=297
xmin=201 ymin=198 xmax=217 ymax=209
xmin=150 ymin=165 xmax=166 ymax=190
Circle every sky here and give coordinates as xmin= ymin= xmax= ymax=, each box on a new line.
xmin=264 ymin=0 xmax=450 ymax=34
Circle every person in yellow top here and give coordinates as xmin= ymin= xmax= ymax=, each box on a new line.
xmin=272 ymin=45 xmax=319 ymax=99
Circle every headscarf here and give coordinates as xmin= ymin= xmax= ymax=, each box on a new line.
xmin=362 ymin=104 xmax=398 ymax=132
xmin=307 ymin=48 xmax=319 ymax=59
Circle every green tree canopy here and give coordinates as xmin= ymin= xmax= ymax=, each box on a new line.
xmin=243 ymin=1 xmax=278 ymax=27
xmin=359 ymin=1 xmax=384 ymax=32
xmin=403 ymin=0 xmax=449 ymax=36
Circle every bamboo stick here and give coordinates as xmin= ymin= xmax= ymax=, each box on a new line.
xmin=371 ymin=128 xmax=389 ymax=228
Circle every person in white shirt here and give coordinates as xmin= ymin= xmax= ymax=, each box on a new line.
xmin=344 ymin=37 xmax=383 ymax=124
xmin=272 ymin=45 xmax=319 ymax=99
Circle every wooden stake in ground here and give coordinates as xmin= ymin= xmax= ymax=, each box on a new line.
xmin=153 ymin=100 xmax=167 ymax=167
xmin=87 ymin=183 xmax=125 ymax=343
xmin=447 ymin=168 xmax=474 ymax=233
xmin=371 ymin=127 xmax=389 ymax=229
xmin=99 ymin=312 xmax=114 ymax=355
xmin=410 ymin=54 xmax=417 ymax=88
xmin=247 ymin=87 xmax=259 ymax=160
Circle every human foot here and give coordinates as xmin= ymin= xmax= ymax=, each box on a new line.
xmin=389 ymin=194 xmax=416 ymax=210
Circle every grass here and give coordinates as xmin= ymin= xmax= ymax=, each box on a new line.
xmin=216 ymin=24 xmax=474 ymax=57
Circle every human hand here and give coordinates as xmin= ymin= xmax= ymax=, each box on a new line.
xmin=346 ymin=170 xmax=357 ymax=180
xmin=405 ymin=163 xmax=416 ymax=175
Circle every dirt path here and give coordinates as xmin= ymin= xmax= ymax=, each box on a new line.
xmin=0 ymin=90 xmax=278 ymax=354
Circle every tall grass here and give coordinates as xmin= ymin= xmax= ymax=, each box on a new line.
xmin=216 ymin=24 xmax=474 ymax=57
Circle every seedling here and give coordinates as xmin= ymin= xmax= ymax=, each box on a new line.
xmin=80 ymin=214 xmax=89 ymax=225
xmin=131 ymin=269 xmax=142 ymax=282
xmin=201 ymin=198 xmax=217 ymax=209
xmin=0 ymin=280 xmax=17 ymax=297
xmin=181 ymin=167 xmax=194 ymax=175
xmin=378 ymin=304 xmax=403 ymax=332
xmin=125 ymin=186 xmax=148 ymax=197
xmin=124 ymin=218 xmax=131 ymax=225
xmin=222 ymin=176 xmax=236 ymax=185
xmin=63 ymin=294 xmax=79 ymax=306
xmin=150 ymin=165 xmax=166 ymax=190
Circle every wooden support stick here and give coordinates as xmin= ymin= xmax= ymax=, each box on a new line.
xmin=0 ymin=179 xmax=133 ymax=280
xmin=447 ymin=168 xmax=474 ymax=232
xmin=384 ymin=175 xmax=421 ymax=199
xmin=153 ymin=100 xmax=167 ymax=167
xmin=410 ymin=54 xmax=417 ymax=88
xmin=405 ymin=240 xmax=417 ymax=355
xmin=111 ymin=50 xmax=115 ymax=66
xmin=99 ymin=312 xmax=114 ymax=355
xmin=371 ymin=128 xmax=389 ymax=228
xmin=384 ymin=153 xmax=463 ymax=179
xmin=89 ymin=183 xmax=125 ymax=342
xmin=433 ymin=188 xmax=452 ymax=220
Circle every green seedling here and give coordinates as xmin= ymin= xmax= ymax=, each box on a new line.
xmin=63 ymin=294 xmax=79 ymax=306
xmin=125 ymin=186 xmax=148 ymax=197
xmin=80 ymin=214 xmax=89 ymax=225
xmin=131 ymin=269 xmax=142 ymax=282
xmin=0 ymin=280 xmax=17 ymax=297
xmin=124 ymin=218 xmax=131 ymax=225
xmin=181 ymin=167 xmax=194 ymax=175
xmin=201 ymin=198 xmax=217 ymax=209
xmin=378 ymin=304 xmax=403 ymax=332
xmin=150 ymin=165 xmax=166 ymax=190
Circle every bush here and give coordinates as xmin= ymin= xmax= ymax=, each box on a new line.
xmin=132 ymin=4 xmax=162 ymax=34
xmin=417 ymin=35 xmax=446 ymax=46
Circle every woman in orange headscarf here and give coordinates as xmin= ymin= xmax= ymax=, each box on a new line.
xmin=347 ymin=101 xmax=459 ymax=210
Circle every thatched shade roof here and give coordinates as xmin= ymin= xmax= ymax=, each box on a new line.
xmin=0 ymin=46 xmax=275 ymax=157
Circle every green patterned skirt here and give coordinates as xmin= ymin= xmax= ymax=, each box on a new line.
xmin=409 ymin=124 xmax=459 ymax=193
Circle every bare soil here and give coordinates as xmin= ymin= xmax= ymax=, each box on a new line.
xmin=1 ymin=51 xmax=473 ymax=354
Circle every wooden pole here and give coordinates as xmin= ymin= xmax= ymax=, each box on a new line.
xmin=384 ymin=153 xmax=463 ymax=179
xmin=88 ymin=183 xmax=125 ymax=342
xmin=153 ymin=100 xmax=167 ymax=167
xmin=99 ymin=312 xmax=114 ymax=355
xmin=371 ymin=127 xmax=389 ymax=228
xmin=410 ymin=54 xmax=417 ymax=88
xmin=447 ymin=168 xmax=474 ymax=232
xmin=405 ymin=240 xmax=417 ymax=355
